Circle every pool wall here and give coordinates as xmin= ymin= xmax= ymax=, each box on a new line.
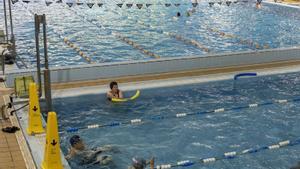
xmin=4 ymin=46 xmax=300 ymax=87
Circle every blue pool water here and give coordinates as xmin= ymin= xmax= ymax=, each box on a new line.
xmin=0 ymin=0 xmax=300 ymax=68
xmin=54 ymin=72 xmax=300 ymax=169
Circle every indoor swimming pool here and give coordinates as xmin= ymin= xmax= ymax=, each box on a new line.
xmin=54 ymin=71 xmax=300 ymax=169
xmin=0 ymin=0 xmax=300 ymax=68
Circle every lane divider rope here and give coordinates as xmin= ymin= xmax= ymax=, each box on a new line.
xmin=62 ymin=2 xmax=162 ymax=59
xmin=155 ymin=138 xmax=300 ymax=168
xmin=136 ymin=20 xmax=210 ymax=53
xmin=20 ymin=2 xmax=95 ymax=64
xmin=63 ymin=96 xmax=300 ymax=133
xmin=206 ymin=27 xmax=269 ymax=50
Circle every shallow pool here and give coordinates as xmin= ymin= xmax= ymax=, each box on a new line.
xmin=54 ymin=72 xmax=300 ymax=169
xmin=0 ymin=0 xmax=300 ymax=68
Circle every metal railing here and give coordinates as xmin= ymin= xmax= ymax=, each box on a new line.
xmin=34 ymin=14 xmax=53 ymax=112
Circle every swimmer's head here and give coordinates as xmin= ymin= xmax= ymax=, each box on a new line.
xmin=132 ymin=157 xmax=147 ymax=169
xmin=109 ymin=81 xmax=119 ymax=92
xmin=176 ymin=12 xmax=181 ymax=17
xmin=70 ymin=135 xmax=84 ymax=150
xmin=256 ymin=2 xmax=261 ymax=8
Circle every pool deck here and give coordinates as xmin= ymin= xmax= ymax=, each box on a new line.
xmin=0 ymin=92 xmax=27 ymax=169
xmin=0 ymin=121 xmax=26 ymax=169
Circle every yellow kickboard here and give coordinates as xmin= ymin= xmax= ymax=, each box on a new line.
xmin=112 ymin=90 xmax=140 ymax=102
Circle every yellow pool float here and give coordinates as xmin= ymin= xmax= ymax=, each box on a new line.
xmin=112 ymin=90 xmax=140 ymax=102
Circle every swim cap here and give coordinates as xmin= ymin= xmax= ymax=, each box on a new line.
xmin=132 ymin=157 xmax=147 ymax=169
xmin=69 ymin=135 xmax=81 ymax=146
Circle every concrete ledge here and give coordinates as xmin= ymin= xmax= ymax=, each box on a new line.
xmin=51 ymin=59 xmax=300 ymax=90
xmin=4 ymin=47 xmax=300 ymax=88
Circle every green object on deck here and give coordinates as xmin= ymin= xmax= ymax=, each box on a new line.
xmin=14 ymin=76 xmax=34 ymax=98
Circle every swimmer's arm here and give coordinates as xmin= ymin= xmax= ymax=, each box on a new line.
xmin=146 ymin=157 xmax=154 ymax=164
xmin=119 ymin=90 xmax=123 ymax=98
xmin=106 ymin=92 xmax=113 ymax=99
xmin=65 ymin=148 xmax=76 ymax=160
xmin=95 ymin=145 xmax=112 ymax=152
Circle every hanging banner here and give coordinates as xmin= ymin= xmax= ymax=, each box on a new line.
xmin=23 ymin=0 xmax=30 ymax=3
xmin=192 ymin=2 xmax=198 ymax=7
xmin=66 ymin=2 xmax=73 ymax=7
xmin=86 ymin=3 xmax=94 ymax=8
xmin=117 ymin=3 xmax=123 ymax=8
xmin=11 ymin=0 xmax=19 ymax=4
xmin=126 ymin=3 xmax=133 ymax=8
xmin=226 ymin=1 xmax=232 ymax=6
xmin=136 ymin=3 xmax=143 ymax=9
xmin=45 ymin=1 xmax=53 ymax=6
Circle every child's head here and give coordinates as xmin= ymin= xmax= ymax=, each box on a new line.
xmin=70 ymin=135 xmax=85 ymax=150
xmin=110 ymin=81 xmax=118 ymax=89
xmin=110 ymin=81 xmax=119 ymax=93
xmin=132 ymin=157 xmax=147 ymax=169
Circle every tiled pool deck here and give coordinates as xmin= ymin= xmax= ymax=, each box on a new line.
xmin=0 ymin=98 xmax=26 ymax=169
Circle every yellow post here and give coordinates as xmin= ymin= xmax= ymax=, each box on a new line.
xmin=27 ymin=83 xmax=45 ymax=135
xmin=41 ymin=112 xmax=63 ymax=169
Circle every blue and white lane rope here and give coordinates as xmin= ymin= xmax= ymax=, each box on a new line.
xmin=155 ymin=138 xmax=300 ymax=169
xmin=64 ymin=96 xmax=300 ymax=133
xmin=19 ymin=1 xmax=94 ymax=63
xmin=61 ymin=1 xmax=161 ymax=59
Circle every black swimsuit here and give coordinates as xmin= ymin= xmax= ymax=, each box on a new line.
xmin=108 ymin=90 xmax=119 ymax=101
xmin=112 ymin=90 xmax=119 ymax=98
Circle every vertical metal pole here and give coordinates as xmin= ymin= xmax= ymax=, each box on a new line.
xmin=1 ymin=49 xmax=4 ymax=75
xmin=3 ymin=0 xmax=9 ymax=43
xmin=34 ymin=14 xmax=42 ymax=97
xmin=44 ymin=69 xmax=52 ymax=112
xmin=7 ymin=0 xmax=16 ymax=56
xmin=42 ymin=14 xmax=49 ymax=69
xmin=42 ymin=14 xmax=52 ymax=112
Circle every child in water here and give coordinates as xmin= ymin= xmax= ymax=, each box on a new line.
xmin=66 ymin=135 xmax=116 ymax=166
xmin=107 ymin=81 xmax=123 ymax=100
xmin=256 ymin=0 xmax=262 ymax=8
